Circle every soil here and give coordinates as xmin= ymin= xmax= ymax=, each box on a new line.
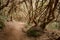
xmin=0 ymin=21 xmax=60 ymax=40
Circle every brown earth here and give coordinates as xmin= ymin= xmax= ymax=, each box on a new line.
xmin=0 ymin=21 xmax=60 ymax=40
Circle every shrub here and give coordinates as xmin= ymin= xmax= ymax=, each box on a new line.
xmin=26 ymin=27 xmax=41 ymax=37
xmin=0 ymin=20 xmax=5 ymax=31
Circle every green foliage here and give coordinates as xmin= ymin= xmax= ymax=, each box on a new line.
xmin=0 ymin=15 xmax=7 ymax=21
xmin=0 ymin=15 xmax=6 ymax=30
xmin=26 ymin=28 xmax=40 ymax=37
xmin=0 ymin=20 xmax=5 ymax=30
xmin=46 ymin=22 xmax=60 ymax=30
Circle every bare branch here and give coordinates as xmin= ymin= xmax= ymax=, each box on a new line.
xmin=0 ymin=0 xmax=10 ymax=10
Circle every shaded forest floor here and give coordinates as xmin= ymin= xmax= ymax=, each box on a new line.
xmin=0 ymin=21 xmax=60 ymax=40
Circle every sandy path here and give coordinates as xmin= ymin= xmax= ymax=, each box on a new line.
xmin=0 ymin=21 xmax=60 ymax=40
xmin=0 ymin=21 xmax=29 ymax=40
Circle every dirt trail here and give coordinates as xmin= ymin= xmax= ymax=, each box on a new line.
xmin=0 ymin=21 xmax=60 ymax=40
xmin=0 ymin=21 xmax=37 ymax=40
xmin=0 ymin=21 xmax=29 ymax=40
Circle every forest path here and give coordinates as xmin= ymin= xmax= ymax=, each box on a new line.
xmin=0 ymin=21 xmax=29 ymax=40
xmin=0 ymin=21 xmax=60 ymax=40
